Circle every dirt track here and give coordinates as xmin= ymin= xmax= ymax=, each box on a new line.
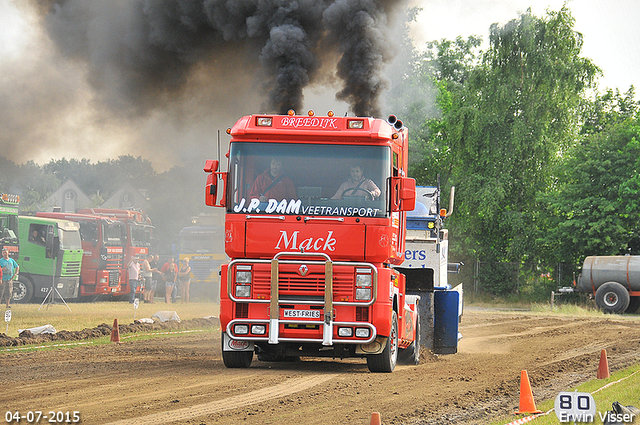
xmin=2 ymin=308 xmax=640 ymax=424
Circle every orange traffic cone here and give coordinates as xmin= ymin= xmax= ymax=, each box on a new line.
xmin=515 ymin=370 xmax=542 ymax=414
xmin=597 ymin=349 xmax=610 ymax=379
xmin=110 ymin=318 xmax=121 ymax=344
xmin=370 ymin=412 xmax=381 ymax=425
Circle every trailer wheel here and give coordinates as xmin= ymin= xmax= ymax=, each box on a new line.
xmin=221 ymin=333 xmax=253 ymax=368
xmin=626 ymin=296 xmax=640 ymax=314
xmin=398 ymin=312 xmax=420 ymax=365
xmin=595 ymin=282 xmax=630 ymax=314
xmin=366 ymin=311 xmax=398 ymax=373
xmin=12 ymin=279 xmax=34 ymax=304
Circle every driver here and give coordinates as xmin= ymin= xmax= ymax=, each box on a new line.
xmin=332 ymin=165 xmax=381 ymax=200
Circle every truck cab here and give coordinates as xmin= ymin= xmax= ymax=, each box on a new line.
xmin=14 ymin=216 xmax=83 ymax=303
xmin=205 ymin=112 xmax=418 ymax=372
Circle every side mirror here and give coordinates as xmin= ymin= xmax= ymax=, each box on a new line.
xmin=203 ymin=159 xmax=219 ymax=173
xmin=205 ymin=173 xmax=217 ymax=206
xmin=390 ymin=177 xmax=416 ymax=212
xmin=400 ymin=177 xmax=416 ymax=211
xmin=204 ymin=159 xmax=226 ymax=207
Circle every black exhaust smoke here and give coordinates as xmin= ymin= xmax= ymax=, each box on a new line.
xmin=41 ymin=0 xmax=406 ymax=117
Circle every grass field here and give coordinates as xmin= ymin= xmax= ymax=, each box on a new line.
xmin=488 ymin=362 xmax=640 ymax=425
xmin=2 ymin=300 xmax=219 ymax=337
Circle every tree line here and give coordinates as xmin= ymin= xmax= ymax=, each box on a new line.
xmin=2 ymin=6 xmax=638 ymax=298
xmin=0 ymin=155 xmax=207 ymax=253
xmin=390 ymin=6 xmax=640 ymax=297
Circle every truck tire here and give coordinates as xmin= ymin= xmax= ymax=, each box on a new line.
xmin=595 ymin=282 xmax=630 ymax=314
xmin=366 ymin=311 xmax=398 ymax=373
xmin=398 ymin=311 xmax=420 ymax=365
xmin=626 ymin=296 xmax=640 ymax=314
xmin=221 ymin=333 xmax=253 ymax=368
xmin=12 ymin=279 xmax=34 ymax=304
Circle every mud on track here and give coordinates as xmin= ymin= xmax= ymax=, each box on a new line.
xmin=2 ymin=309 xmax=639 ymax=424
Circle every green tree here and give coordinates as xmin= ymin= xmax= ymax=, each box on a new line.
xmin=445 ymin=7 xmax=598 ymax=293
xmin=542 ymin=90 xmax=640 ymax=265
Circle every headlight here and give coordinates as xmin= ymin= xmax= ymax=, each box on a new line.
xmin=355 ymin=287 xmax=371 ymax=300
xmin=251 ymin=325 xmax=266 ymax=335
xmin=355 ymin=328 xmax=370 ymax=338
xmin=234 ymin=324 xmax=249 ymax=335
xmin=338 ymin=327 xmax=353 ymax=337
xmin=99 ymin=277 xmax=108 ymax=283
xmin=235 ymin=285 xmax=251 ymax=298
xmin=236 ymin=270 xmax=252 ymax=283
xmin=356 ymin=274 xmax=372 ymax=287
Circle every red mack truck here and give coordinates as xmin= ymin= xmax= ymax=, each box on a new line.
xmin=35 ymin=212 xmax=125 ymax=298
xmin=204 ymin=111 xmax=422 ymax=372
xmin=77 ymin=208 xmax=153 ymax=297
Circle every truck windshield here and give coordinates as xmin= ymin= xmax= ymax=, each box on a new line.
xmin=130 ymin=224 xmax=152 ymax=247
xmin=227 ymin=142 xmax=391 ymax=218
xmin=58 ymin=227 xmax=82 ymax=250
xmin=103 ymin=223 xmax=124 ymax=246
xmin=178 ymin=228 xmax=224 ymax=253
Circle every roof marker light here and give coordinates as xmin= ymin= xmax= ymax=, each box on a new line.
xmin=308 ymin=110 xmax=315 ymax=116
xmin=327 ymin=111 xmax=334 ymax=117
xmin=288 ymin=109 xmax=295 ymax=116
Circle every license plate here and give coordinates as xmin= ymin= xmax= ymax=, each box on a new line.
xmin=283 ymin=309 xmax=321 ymax=319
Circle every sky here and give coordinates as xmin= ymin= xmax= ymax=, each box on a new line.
xmin=0 ymin=0 xmax=638 ymax=171
xmin=408 ymin=0 xmax=640 ymax=92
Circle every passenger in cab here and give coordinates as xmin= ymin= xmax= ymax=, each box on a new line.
xmin=249 ymin=158 xmax=296 ymax=202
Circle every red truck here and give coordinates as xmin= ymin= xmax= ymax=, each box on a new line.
xmin=204 ymin=111 xmax=419 ymax=372
xmin=36 ymin=212 xmax=125 ymax=297
xmin=77 ymin=208 xmax=153 ymax=297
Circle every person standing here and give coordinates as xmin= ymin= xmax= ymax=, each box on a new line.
xmin=140 ymin=254 xmax=157 ymax=303
xmin=178 ymin=259 xmax=192 ymax=304
xmin=145 ymin=254 xmax=160 ymax=304
xmin=127 ymin=256 xmax=141 ymax=303
xmin=161 ymin=257 xmax=178 ymax=303
xmin=0 ymin=248 xmax=19 ymax=308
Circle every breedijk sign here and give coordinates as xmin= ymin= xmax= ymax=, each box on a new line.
xmin=279 ymin=116 xmax=338 ymax=129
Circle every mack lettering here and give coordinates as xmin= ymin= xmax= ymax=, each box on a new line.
xmin=275 ymin=230 xmax=336 ymax=252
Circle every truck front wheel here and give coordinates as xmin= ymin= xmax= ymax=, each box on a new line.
xmin=595 ymin=282 xmax=630 ymax=314
xmin=626 ymin=296 xmax=640 ymax=314
xmin=12 ymin=279 xmax=34 ymax=304
xmin=220 ymin=333 xmax=253 ymax=368
xmin=366 ymin=311 xmax=398 ymax=373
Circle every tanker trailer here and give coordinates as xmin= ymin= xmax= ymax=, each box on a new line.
xmin=575 ymin=256 xmax=640 ymax=314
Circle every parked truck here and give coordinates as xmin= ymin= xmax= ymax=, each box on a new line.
xmin=36 ymin=212 xmax=125 ymax=298
xmin=204 ymin=111 xmax=427 ymax=372
xmin=13 ymin=216 xmax=83 ymax=303
xmin=573 ymin=256 xmax=640 ymax=314
xmin=0 ymin=193 xmax=19 ymax=259
xmin=176 ymin=225 xmax=226 ymax=300
xmin=77 ymin=208 xmax=153 ymax=297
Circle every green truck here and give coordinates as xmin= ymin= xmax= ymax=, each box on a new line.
xmin=13 ymin=216 xmax=83 ymax=303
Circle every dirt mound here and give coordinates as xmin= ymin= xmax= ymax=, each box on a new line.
xmin=0 ymin=316 xmax=219 ymax=347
